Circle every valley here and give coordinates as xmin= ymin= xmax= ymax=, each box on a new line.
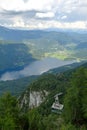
xmin=0 ymin=26 xmax=87 ymax=81
xmin=0 ymin=26 xmax=87 ymax=130
xmin=0 ymin=26 xmax=87 ymax=62
xmin=0 ymin=26 xmax=87 ymax=96
xmin=0 ymin=0 xmax=87 ymax=129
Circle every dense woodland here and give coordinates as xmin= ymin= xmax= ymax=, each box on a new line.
xmin=0 ymin=67 xmax=87 ymax=130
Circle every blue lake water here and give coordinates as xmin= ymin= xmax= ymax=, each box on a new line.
xmin=0 ymin=58 xmax=75 ymax=81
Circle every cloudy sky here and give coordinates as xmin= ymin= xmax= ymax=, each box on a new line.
xmin=0 ymin=0 xmax=87 ymax=29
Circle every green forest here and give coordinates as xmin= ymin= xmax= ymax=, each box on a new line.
xmin=0 ymin=67 xmax=87 ymax=130
xmin=0 ymin=43 xmax=35 ymax=72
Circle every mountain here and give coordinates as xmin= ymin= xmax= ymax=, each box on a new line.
xmin=0 ymin=26 xmax=87 ymax=61
xmin=0 ymin=61 xmax=87 ymax=130
xmin=19 ymin=61 xmax=87 ymax=109
xmin=0 ymin=26 xmax=87 ymax=130
xmin=46 ymin=61 xmax=85 ymax=74
xmin=0 ymin=75 xmax=38 ymax=96
xmin=0 ymin=43 xmax=36 ymax=75
xmin=17 ymin=63 xmax=87 ymax=130
xmin=0 ymin=26 xmax=46 ymax=41
xmin=0 ymin=26 xmax=87 ymax=97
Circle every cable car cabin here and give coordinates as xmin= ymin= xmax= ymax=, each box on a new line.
xmin=51 ymin=93 xmax=64 ymax=114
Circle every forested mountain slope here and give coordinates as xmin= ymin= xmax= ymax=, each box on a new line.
xmin=0 ymin=66 xmax=87 ymax=130
xmin=0 ymin=43 xmax=36 ymax=73
xmin=19 ymin=61 xmax=87 ymax=111
xmin=0 ymin=75 xmax=38 ymax=96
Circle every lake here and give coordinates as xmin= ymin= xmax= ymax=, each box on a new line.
xmin=0 ymin=57 xmax=75 ymax=81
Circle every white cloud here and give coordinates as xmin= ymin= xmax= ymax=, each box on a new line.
xmin=61 ymin=15 xmax=67 ymax=20
xmin=11 ymin=16 xmax=25 ymax=27
xmin=36 ymin=12 xmax=55 ymax=18
xmin=0 ymin=0 xmax=87 ymax=29
xmin=0 ymin=0 xmax=56 ymax=11
xmin=8 ymin=19 xmax=86 ymax=30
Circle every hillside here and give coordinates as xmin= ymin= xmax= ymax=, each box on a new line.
xmin=18 ymin=65 xmax=87 ymax=130
xmin=19 ymin=61 xmax=87 ymax=110
xmin=0 ymin=75 xmax=38 ymax=96
xmin=47 ymin=61 xmax=85 ymax=74
xmin=0 ymin=43 xmax=36 ymax=75
xmin=0 ymin=65 xmax=87 ymax=130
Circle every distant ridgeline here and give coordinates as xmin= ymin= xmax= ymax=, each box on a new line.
xmin=0 ymin=26 xmax=87 ymax=61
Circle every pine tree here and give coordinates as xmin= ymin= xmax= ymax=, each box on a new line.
xmin=0 ymin=93 xmax=20 ymax=130
xmin=63 ymin=68 xmax=87 ymax=127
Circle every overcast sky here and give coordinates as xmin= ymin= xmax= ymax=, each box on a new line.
xmin=0 ymin=0 xmax=87 ymax=29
